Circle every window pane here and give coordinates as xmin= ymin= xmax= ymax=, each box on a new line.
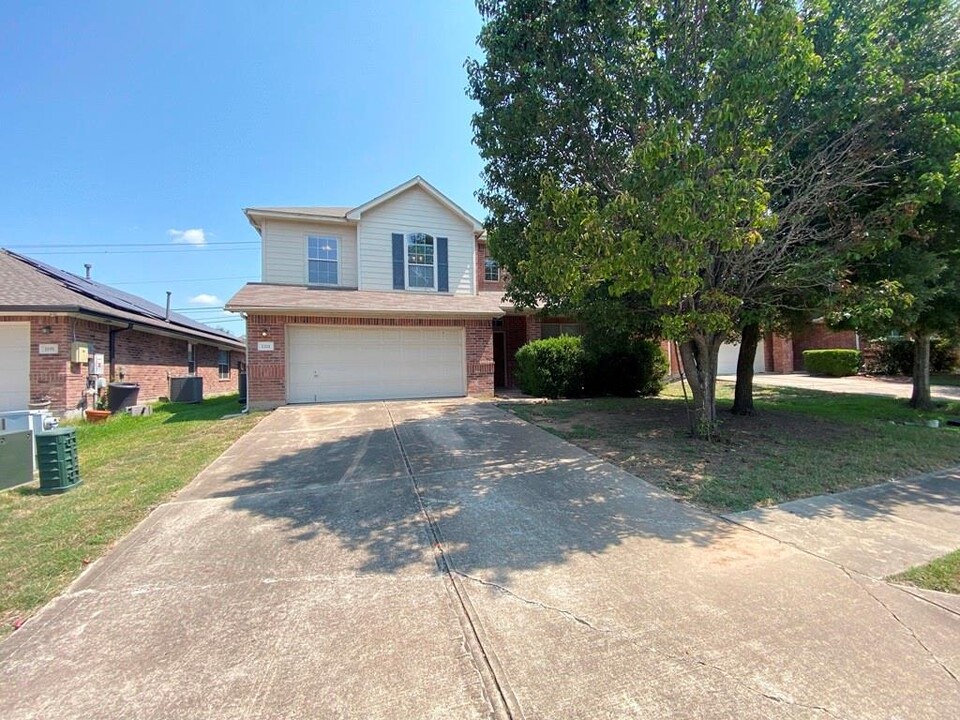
xmin=308 ymin=236 xmax=338 ymax=262
xmin=484 ymin=258 xmax=500 ymax=281
xmin=309 ymin=259 xmax=338 ymax=285
xmin=409 ymin=265 xmax=434 ymax=288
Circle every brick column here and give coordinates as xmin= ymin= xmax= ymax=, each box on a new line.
xmin=246 ymin=315 xmax=286 ymax=410
xmin=525 ymin=314 xmax=542 ymax=342
xmin=770 ymin=334 xmax=794 ymax=373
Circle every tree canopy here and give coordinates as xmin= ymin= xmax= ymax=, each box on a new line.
xmin=469 ymin=0 xmax=960 ymax=430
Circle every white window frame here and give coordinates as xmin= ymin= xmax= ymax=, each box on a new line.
xmin=217 ymin=349 xmax=230 ymax=380
xmin=405 ymin=232 xmax=437 ymax=291
xmin=187 ymin=342 xmax=196 ymax=375
xmin=484 ymin=257 xmax=501 ymax=282
xmin=306 ymin=234 xmax=341 ymax=287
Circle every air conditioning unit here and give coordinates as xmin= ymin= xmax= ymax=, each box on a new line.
xmin=169 ymin=376 xmax=203 ymax=403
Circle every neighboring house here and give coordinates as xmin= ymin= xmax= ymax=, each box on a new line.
xmin=226 ymin=177 xmax=860 ymax=409
xmin=227 ymin=176 xmax=543 ymax=408
xmin=0 ymin=250 xmax=244 ymax=415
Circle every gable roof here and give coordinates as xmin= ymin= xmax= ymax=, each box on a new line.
xmin=345 ymin=176 xmax=484 ymax=232
xmin=0 ymin=250 xmax=245 ymax=350
xmin=243 ymin=177 xmax=484 ymax=234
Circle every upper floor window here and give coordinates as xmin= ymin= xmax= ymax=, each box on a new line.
xmin=484 ymin=257 xmax=501 ymax=282
xmin=308 ymin=236 xmax=339 ymax=285
xmin=407 ymin=233 xmax=435 ymax=289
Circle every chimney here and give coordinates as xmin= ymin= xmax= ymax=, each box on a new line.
xmin=84 ymin=263 xmax=92 ymax=280
xmin=165 ymin=291 xmax=172 ymax=321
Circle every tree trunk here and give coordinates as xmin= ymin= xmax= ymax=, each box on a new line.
xmin=910 ymin=332 xmax=933 ymax=410
xmin=731 ymin=323 xmax=761 ymax=416
xmin=678 ymin=334 xmax=723 ymax=438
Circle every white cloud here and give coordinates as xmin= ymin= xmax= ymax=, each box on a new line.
xmin=168 ymin=228 xmax=207 ymax=246
xmin=189 ymin=293 xmax=222 ymax=306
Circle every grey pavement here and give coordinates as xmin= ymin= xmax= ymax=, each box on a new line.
xmin=2 ymin=400 xmax=959 ymax=719
xmin=719 ymin=371 xmax=960 ymax=401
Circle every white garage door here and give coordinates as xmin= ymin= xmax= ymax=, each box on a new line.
xmin=717 ymin=341 xmax=765 ymax=376
xmin=287 ymin=326 xmax=466 ymax=403
xmin=0 ymin=323 xmax=30 ymax=412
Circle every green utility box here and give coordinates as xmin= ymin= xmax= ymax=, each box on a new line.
xmin=37 ymin=427 xmax=82 ymax=494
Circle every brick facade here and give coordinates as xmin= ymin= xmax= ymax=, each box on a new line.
xmin=476 ymin=240 xmax=506 ymax=294
xmin=244 ymin=314 xmax=496 ymax=410
xmin=0 ymin=315 xmax=240 ymax=416
xmin=791 ymin=325 xmax=859 ymax=370
xmin=766 ymin=333 xmax=795 ymax=373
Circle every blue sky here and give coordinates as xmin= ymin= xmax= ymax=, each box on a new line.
xmin=0 ymin=1 xmax=486 ymax=335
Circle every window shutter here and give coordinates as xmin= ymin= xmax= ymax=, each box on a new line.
xmin=437 ymin=237 xmax=449 ymax=292
xmin=392 ymin=233 xmax=405 ymax=289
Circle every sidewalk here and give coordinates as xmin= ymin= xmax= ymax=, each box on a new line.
xmin=725 ymin=467 xmax=960 ymax=583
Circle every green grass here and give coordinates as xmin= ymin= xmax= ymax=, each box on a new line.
xmin=0 ymin=395 xmax=262 ymax=637
xmin=890 ymin=549 xmax=960 ymax=594
xmin=503 ymin=382 xmax=960 ymax=513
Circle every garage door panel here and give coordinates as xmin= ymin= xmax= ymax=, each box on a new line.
xmin=287 ymin=326 xmax=466 ymax=404
xmin=717 ymin=341 xmax=765 ymax=376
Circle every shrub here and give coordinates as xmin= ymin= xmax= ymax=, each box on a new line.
xmin=584 ymin=337 xmax=668 ymax=397
xmin=515 ymin=335 xmax=585 ymax=398
xmin=866 ymin=337 xmax=959 ymax=375
xmin=803 ymin=349 xmax=861 ymax=377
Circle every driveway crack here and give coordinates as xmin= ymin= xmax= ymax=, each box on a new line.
xmin=839 ymin=567 xmax=960 ymax=685
xmin=454 ymin=571 xmax=608 ymax=632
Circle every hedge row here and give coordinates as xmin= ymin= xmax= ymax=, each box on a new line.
xmin=802 ymin=349 xmax=861 ymax=377
xmin=515 ymin=335 xmax=667 ymax=398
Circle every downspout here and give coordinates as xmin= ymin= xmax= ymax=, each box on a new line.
xmin=109 ymin=323 xmax=134 ymax=381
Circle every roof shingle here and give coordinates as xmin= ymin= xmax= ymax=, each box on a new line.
xmin=0 ymin=250 xmax=244 ymax=349
xmin=226 ymin=283 xmax=506 ymax=318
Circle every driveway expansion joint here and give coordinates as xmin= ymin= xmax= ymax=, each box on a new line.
xmin=384 ymin=403 xmax=522 ymax=720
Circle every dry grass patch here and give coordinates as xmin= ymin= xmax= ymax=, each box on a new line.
xmin=503 ymin=383 xmax=960 ymax=513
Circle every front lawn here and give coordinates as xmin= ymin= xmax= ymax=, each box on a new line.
xmin=890 ymin=549 xmax=960 ymax=594
xmin=503 ymin=382 xmax=960 ymax=513
xmin=0 ymin=395 xmax=262 ymax=637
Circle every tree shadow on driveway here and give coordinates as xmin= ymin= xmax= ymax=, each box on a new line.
xmin=201 ymin=402 xmax=746 ymax=582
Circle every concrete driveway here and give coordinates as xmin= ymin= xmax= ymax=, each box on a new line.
xmin=719 ymin=371 xmax=960 ymax=401
xmin=2 ymin=400 xmax=959 ymax=719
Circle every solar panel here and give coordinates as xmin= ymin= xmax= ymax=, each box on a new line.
xmin=9 ymin=250 xmax=241 ymax=342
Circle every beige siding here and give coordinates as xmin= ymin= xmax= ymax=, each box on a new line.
xmin=262 ymin=219 xmax=358 ymax=287
xmin=358 ymin=186 xmax=475 ymax=295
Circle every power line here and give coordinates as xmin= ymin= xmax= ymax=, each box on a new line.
xmin=7 ymin=241 xmax=259 ymax=249
xmin=104 ymin=276 xmax=253 ymax=285
xmin=22 ymin=247 xmax=259 ymax=256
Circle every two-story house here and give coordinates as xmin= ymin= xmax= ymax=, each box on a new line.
xmin=226 ymin=176 xmax=543 ymax=409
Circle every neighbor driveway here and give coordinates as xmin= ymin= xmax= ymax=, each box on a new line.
xmin=720 ymin=371 xmax=960 ymax=401
xmin=2 ymin=401 xmax=958 ymax=719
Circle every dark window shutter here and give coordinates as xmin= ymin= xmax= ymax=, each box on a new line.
xmin=437 ymin=237 xmax=449 ymax=292
xmin=392 ymin=233 xmax=405 ymax=289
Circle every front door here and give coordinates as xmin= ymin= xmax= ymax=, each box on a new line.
xmin=493 ymin=331 xmax=506 ymax=388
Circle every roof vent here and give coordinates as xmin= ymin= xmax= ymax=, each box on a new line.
xmin=84 ymin=263 xmax=92 ymax=280
xmin=165 ymin=291 xmax=172 ymax=321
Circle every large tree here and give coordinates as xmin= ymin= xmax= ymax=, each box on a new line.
xmin=470 ymin=0 xmax=820 ymax=433
xmin=819 ymin=0 xmax=960 ymax=409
